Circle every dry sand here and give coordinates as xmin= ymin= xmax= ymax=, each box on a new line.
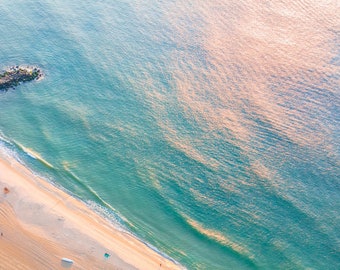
xmin=0 ymin=154 xmax=183 ymax=270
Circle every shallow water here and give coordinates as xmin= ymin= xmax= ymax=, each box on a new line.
xmin=0 ymin=0 xmax=339 ymax=269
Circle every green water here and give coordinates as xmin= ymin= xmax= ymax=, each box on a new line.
xmin=0 ymin=0 xmax=339 ymax=269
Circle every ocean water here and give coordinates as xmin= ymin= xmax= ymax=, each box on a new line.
xmin=0 ymin=0 xmax=339 ymax=269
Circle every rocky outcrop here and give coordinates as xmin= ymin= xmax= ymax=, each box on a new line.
xmin=0 ymin=66 xmax=42 ymax=91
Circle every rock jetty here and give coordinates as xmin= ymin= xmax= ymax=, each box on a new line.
xmin=0 ymin=66 xmax=42 ymax=91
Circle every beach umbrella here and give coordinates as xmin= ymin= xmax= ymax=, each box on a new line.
xmin=61 ymin=258 xmax=73 ymax=268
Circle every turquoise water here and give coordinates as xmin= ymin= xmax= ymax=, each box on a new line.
xmin=0 ymin=0 xmax=339 ymax=269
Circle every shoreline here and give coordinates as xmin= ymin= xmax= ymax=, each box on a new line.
xmin=0 ymin=147 xmax=184 ymax=270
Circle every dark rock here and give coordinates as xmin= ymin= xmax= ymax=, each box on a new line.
xmin=0 ymin=65 xmax=42 ymax=91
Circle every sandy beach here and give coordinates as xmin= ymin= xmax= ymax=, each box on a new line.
xmin=0 ymin=153 xmax=183 ymax=270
